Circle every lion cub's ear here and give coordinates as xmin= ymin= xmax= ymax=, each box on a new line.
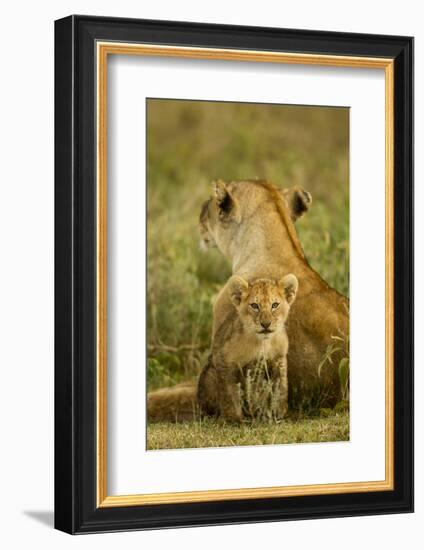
xmin=281 ymin=186 xmax=312 ymax=222
xmin=280 ymin=274 xmax=298 ymax=305
xmin=227 ymin=275 xmax=249 ymax=306
xmin=213 ymin=180 xmax=241 ymax=223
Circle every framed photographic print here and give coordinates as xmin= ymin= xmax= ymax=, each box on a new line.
xmin=54 ymin=15 xmax=414 ymax=534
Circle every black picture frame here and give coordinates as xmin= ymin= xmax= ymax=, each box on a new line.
xmin=55 ymin=14 xmax=414 ymax=534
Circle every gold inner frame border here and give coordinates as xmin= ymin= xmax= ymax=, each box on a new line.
xmin=96 ymin=42 xmax=394 ymax=508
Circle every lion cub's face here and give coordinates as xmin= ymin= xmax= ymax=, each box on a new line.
xmin=228 ymin=275 xmax=298 ymax=338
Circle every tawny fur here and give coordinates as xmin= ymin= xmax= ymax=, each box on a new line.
xmin=198 ymin=276 xmax=297 ymax=423
xmin=203 ymin=180 xmax=348 ymax=408
xmin=147 ymin=380 xmax=198 ymax=422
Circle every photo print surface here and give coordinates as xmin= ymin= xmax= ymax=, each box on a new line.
xmin=146 ymin=98 xmax=349 ymax=451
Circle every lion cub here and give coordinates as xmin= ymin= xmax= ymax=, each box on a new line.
xmin=198 ymin=274 xmax=298 ymax=423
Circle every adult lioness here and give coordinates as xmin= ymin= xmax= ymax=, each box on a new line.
xmin=201 ymin=179 xmax=348 ymax=409
xmin=148 ymin=180 xmax=348 ymax=421
xmin=198 ymin=275 xmax=298 ymax=423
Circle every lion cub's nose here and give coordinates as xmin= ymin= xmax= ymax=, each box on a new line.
xmin=261 ymin=321 xmax=271 ymax=329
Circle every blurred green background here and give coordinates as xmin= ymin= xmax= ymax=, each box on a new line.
xmin=147 ymin=99 xmax=349 ymax=392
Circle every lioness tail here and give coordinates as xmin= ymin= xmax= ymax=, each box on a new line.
xmin=147 ymin=380 xmax=198 ymax=422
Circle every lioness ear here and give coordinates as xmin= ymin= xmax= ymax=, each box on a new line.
xmin=281 ymin=186 xmax=312 ymax=221
xmin=213 ymin=180 xmax=241 ymax=223
xmin=227 ymin=275 xmax=249 ymax=306
xmin=280 ymin=274 xmax=298 ymax=305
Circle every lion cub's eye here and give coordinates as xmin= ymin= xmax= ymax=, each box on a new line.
xmin=271 ymin=302 xmax=280 ymax=310
xmin=250 ymin=303 xmax=260 ymax=311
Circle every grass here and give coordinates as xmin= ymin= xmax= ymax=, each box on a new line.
xmin=147 ymin=412 xmax=349 ymax=450
xmin=146 ymin=99 xmax=349 ymax=448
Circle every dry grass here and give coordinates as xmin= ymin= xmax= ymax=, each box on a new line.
xmin=147 ymin=412 xmax=349 ymax=450
xmin=239 ymin=358 xmax=287 ymax=422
